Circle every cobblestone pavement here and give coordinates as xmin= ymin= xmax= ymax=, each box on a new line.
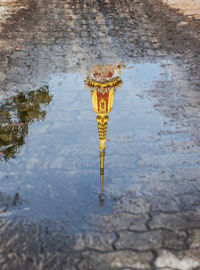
xmin=162 ymin=0 xmax=200 ymax=19
xmin=0 ymin=0 xmax=200 ymax=269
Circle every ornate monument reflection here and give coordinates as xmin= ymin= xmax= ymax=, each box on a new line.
xmin=85 ymin=64 xmax=123 ymax=198
xmin=0 ymin=85 xmax=52 ymax=160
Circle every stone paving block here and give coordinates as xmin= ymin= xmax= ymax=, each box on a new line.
xmin=154 ymin=268 xmax=177 ymax=270
xmin=79 ymin=250 xmax=153 ymax=270
xmin=85 ymin=212 xmax=148 ymax=232
xmin=155 ymin=249 xmax=200 ymax=270
xmin=150 ymin=195 xmax=180 ymax=212
xmin=150 ymin=212 xmax=200 ymax=230
xmin=150 ymin=192 xmax=200 ymax=213
xmin=73 ymin=232 xmax=115 ymax=251
xmin=162 ymin=0 xmax=200 ymax=19
xmin=188 ymin=229 xmax=200 ymax=248
xmin=177 ymin=194 xmax=200 ymax=212
xmin=162 ymin=230 xmax=187 ymax=250
xmin=115 ymin=230 xmax=162 ymax=251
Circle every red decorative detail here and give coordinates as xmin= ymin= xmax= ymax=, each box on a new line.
xmin=97 ymin=92 xmax=109 ymax=113
xmin=93 ymin=70 xmax=114 ymax=79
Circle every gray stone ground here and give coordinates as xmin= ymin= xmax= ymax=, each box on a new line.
xmin=0 ymin=0 xmax=200 ymax=269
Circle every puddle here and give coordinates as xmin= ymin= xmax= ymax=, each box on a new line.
xmin=0 ymin=61 xmax=178 ymax=230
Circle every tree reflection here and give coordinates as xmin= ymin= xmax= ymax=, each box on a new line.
xmin=0 ymin=85 xmax=52 ymax=160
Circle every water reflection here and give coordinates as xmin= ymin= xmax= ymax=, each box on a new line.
xmin=85 ymin=64 xmax=123 ymax=198
xmin=0 ymin=85 xmax=52 ymax=160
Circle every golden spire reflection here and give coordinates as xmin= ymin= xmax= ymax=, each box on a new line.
xmin=85 ymin=64 xmax=123 ymax=198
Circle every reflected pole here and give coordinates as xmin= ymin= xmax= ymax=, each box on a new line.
xmin=96 ymin=114 xmax=108 ymax=194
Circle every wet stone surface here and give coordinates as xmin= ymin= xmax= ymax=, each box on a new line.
xmin=0 ymin=0 xmax=200 ymax=269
